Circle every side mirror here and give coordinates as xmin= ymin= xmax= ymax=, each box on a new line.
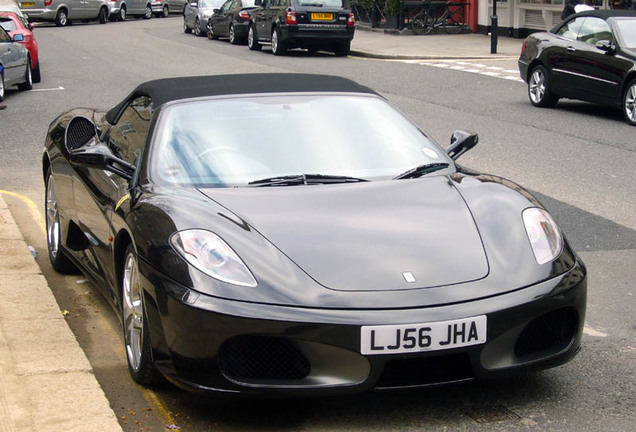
xmin=12 ymin=33 xmax=24 ymax=42
xmin=213 ymin=8 xmax=220 ymax=13
xmin=254 ymin=0 xmax=262 ymax=5
xmin=70 ymin=144 xmax=135 ymax=181
xmin=595 ymin=40 xmax=616 ymax=55
xmin=446 ymin=130 xmax=478 ymax=161
xmin=65 ymin=116 xmax=134 ymax=180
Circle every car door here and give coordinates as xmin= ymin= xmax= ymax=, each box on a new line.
xmin=0 ymin=26 xmax=21 ymax=82
xmin=214 ymin=0 xmax=233 ymax=36
xmin=546 ymin=16 xmax=586 ymax=95
xmin=564 ymin=17 xmax=628 ymax=105
xmin=72 ymin=96 xmax=152 ymax=300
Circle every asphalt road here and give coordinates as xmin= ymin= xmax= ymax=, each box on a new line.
xmin=0 ymin=17 xmax=634 ymax=432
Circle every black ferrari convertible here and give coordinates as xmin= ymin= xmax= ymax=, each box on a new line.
xmin=43 ymin=74 xmax=587 ymax=396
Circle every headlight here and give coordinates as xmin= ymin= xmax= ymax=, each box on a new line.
xmin=522 ymin=208 xmax=563 ymax=265
xmin=170 ymin=230 xmax=257 ymax=287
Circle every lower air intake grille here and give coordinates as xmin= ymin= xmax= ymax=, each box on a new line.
xmin=219 ymin=336 xmax=311 ymax=382
xmin=376 ymin=352 xmax=473 ymax=388
xmin=514 ymin=308 xmax=578 ymax=358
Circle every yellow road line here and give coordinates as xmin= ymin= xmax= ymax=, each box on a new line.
xmin=0 ymin=189 xmax=46 ymax=236
xmin=141 ymin=388 xmax=178 ymax=427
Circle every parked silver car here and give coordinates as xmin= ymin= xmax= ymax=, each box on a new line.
xmin=149 ymin=0 xmax=187 ymax=17
xmin=0 ymin=0 xmax=26 ymax=17
xmin=183 ymin=0 xmax=223 ymax=36
xmin=0 ymin=25 xmax=31 ymax=101
xmin=107 ymin=0 xmax=152 ymax=21
xmin=19 ymin=0 xmax=110 ymax=27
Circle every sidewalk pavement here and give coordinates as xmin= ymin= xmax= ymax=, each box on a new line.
xmin=351 ymin=27 xmax=523 ymax=59
xmin=0 ymin=194 xmax=123 ymax=432
xmin=0 ymin=29 xmax=524 ymax=432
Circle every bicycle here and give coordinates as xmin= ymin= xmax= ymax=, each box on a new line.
xmin=410 ymin=2 xmax=466 ymax=35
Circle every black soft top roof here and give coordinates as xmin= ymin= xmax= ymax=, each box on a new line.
xmin=105 ymin=73 xmax=379 ymax=124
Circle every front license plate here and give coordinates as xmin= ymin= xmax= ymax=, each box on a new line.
xmin=361 ymin=315 xmax=487 ymax=355
xmin=311 ymin=13 xmax=333 ymax=21
xmin=22 ymin=2 xmax=34 ymax=6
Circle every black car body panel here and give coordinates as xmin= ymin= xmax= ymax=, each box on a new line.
xmin=208 ymin=0 xmax=257 ymax=42
xmin=519 ymin=10 xmax=636 ymax=123
xmin=42 ymin=74 xmax=587 ymax=396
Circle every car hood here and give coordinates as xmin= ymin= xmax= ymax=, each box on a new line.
xmin=199 ymin=176 xmax=489 ymax=292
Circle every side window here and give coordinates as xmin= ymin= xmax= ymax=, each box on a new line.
xmin=221 ymin=0 xmax=232 ymax=11
xmin=556 ymin=17 xmax=586 ymax=41
xmin=109 ymin=96 xmax=153 ymax=166
xmin=577 ymin=18 xmax=612 ymax=46
xmin=0 ymin=26 xmax=10 ymax=42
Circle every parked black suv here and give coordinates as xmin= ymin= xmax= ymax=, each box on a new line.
xmin=247 ymin=0 xmax=354 ymax=56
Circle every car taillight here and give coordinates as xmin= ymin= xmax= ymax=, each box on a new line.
xmin=238 ymin=10 xmax=250 ymax=20
xmin=347 ymin=12 xmax=354 ymax=27
xmin=285 ymin=9 xmax=297 ymax=25
xmin=44 ymin=0 xmax=52 ymax=6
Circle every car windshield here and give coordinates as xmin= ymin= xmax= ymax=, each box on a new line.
xmin=150 ymin=94 xmax=450 ymax=187
xmin=0 ymin=18 xmax=17 ymax=32
xmin=614 ymin=18 xmax=636 ymax=49
xmin=201 ymin=0 xmax=224 ymax=8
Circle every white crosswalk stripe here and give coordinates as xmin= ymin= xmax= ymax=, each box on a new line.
xmin=398 ymin=59 xmax=524 ymax=83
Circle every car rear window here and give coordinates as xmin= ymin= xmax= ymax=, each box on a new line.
xmin=0 ymin=18 xmax=17 ymax=32
xmin=296 ymin=0 xmax=345 ymax=7
xmin=241 ymin=0 xmax=257 ymax=6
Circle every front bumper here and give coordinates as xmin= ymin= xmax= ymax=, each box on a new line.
xmin=139 ymin=258 xmax=586 ymax=396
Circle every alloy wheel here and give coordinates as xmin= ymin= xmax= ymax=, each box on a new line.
xmin=123 ymin=251 xmax=143 ymax=372
xmin=45 ymin=176 xmax=60 ymax=261
xmin=144 ymin=5 xmax=152 ymax=19
xmin=529 ymin=69 xmax=545 ymax=104
xmin=624 ymin=81 xmax=636 ymax=125
xmin=0 ymin=71 xmax=5 ymax=102
xmin=119 ymin=6 xmax=126 ymax=21
xmin=229 ymin=25 xmax=235 ymax=44
xmin=194 ymin=18 xmax=201 ymax=36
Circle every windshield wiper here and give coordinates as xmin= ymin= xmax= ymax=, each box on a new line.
xmin=248 ymin=174 xmax=368 ymax=187
xmin=393 ymin=162 xmax=450 ymax=180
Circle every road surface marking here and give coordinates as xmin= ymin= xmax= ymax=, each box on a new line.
xmin=583 ymin=323 xmax=608 ymax=337
xmin=0 ymin=190 xmax=46 ymax=236
xmin=31 ymin=86 xmax=65 ymax=92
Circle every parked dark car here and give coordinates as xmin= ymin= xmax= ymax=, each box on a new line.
xmin=0 ymin=11 xmax=40 ymax=82
xmin=247 ymin=0 xmax=354 ymax=55
xmin=518 ymin=10 xmax=636 ymax=125
xmin=206 ymin=0 xmax=257 ymax=44
xmin=0 ymin=25 xmax=31 ymax=101
xmin=42 ymin=73 xmax=586 ymax=396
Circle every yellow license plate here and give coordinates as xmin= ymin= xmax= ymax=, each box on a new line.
xmin=311 ymin=13 xmax=333 ymax=21
xmin=22 ymin=2 xmax=34 ymax=6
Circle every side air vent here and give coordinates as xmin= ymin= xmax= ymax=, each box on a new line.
xmin=65 ymin=116 xmax=96 ymax=150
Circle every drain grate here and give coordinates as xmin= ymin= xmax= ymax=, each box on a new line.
xmin=463 ymin=405 xmax=521 ymax=423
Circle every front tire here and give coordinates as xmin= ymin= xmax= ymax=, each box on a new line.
xmin=207 ymin=21 xmax=217 ymax=39
xmin=45 ymin=168 xmax=75 ymax=274
xmin=623 ymin=79 xmax=636 ymax=126
xmin=194 ymin=17 xmax=202 ymax=36
xmin=143 ymin=4 xmax=152 ymax=19
xmin=55 ymin=8 xmax=69 ymax=27
xmin=247 ymin=24 xmax=261 ymax=51
xmin=98 ymin=7 xmax=108 ymax=24
xmin=271 ymin=26 xmax=286 ymax=55
xmin=17 ymin=59 xmax=32 ymax=91
xmin=528 ymin=65 xmax=559 ymax=108
xmin=0 ymin=70 xmax=5 ymax=102
xmin=229 ymin=24 xmax=238 ymax=45
xmin=121 ymin=244 xmax=163 ymax=386
xmin=118 ymin=5 xmax=127 ymax=21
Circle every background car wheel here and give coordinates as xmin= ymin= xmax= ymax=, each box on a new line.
xmin=17 ymin=60 xmax=32 ymax=91
xmin=162 ymin=5 xmax=169 ymax=17
xmin=194 ymin=18 xmax=202 ymax=36
xmin=121 ymin=244 xmax=164 ymax=386
xmin=229 ymin=24 xmax=238 ymax=45
xmin=623 ymin=79 xmax=636 ymax=126
xmin=207 ymin=22 xmax=217 ymax=40
xmin=45 ymin=169 xmax=75 ymax=274
xmin=118 ymin=5 xmax=127 ymax=21
xmin=528 ymin=65 xmax=559 ymax=108
xmin=248 ymin=24 xmax=261 ymax=51
xmin=271 ymin=27 xmax=285 ymax=55
xmin=0 ymin=70 xmax=5 ymax=102
xmin=183 ymin=17 xmax=192 ymax=33
xmin=55 ymin=8 xmax=69 ymax=26
xmin=333 ymin=41 xmax=350 ymax=57
xmin=99 ymin=7 xmax=108 ymax=24
xmin=143 ymin=4 xmax=152 ymax=19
